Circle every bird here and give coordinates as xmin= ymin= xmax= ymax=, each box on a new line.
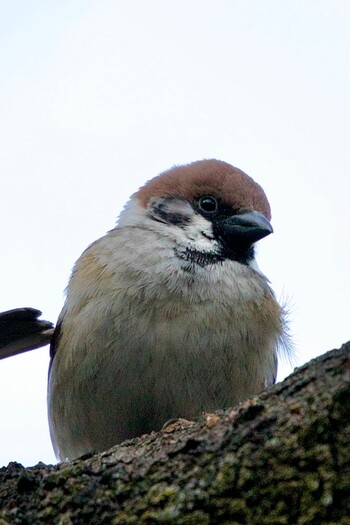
xmin=0 ymin=308 xmax=53 ymax=360
xmin=46 ymin=159 xmax=289 ymax=461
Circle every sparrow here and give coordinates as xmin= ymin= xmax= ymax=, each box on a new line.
xmin=0 ymin=308 xmax=53 ymax=360
xmin=47 ymin=159 xmax=289 ymax=461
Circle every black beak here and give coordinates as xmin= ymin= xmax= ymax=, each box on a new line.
xmin=216 ymin=211 xmax=273 ymax=248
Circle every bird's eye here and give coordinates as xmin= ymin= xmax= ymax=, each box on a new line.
xmin=198 ymin=196 xmax=218 ymax=214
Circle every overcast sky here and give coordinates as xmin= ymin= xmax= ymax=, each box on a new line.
xmin=0 ymin=1 xmax=349 ymax=467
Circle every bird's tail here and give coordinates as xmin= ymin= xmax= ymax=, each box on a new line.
xmin=0 ymin=308 xmax=54 ymax=360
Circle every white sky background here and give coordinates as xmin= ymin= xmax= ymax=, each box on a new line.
xmin=0 ymin=1 xmax=349 ymax=467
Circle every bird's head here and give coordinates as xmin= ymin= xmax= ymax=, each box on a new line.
xmin=118 ymin=159 xmax=272 ymax=268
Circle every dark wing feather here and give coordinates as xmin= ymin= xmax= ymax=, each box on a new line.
xmin=0 ymin=308 xmax=54 ymax=360
xmin=47 ymin=318 xmax=63 ymax=377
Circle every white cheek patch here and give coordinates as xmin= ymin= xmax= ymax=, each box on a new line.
xmin=177 ymin=214 xmax=219 ymax=253
xmin=149 ymin=197 xmax=194 ymax=226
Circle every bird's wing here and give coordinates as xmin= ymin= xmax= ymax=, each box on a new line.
xmin=0 ymin=307 xmax=54 ymax=360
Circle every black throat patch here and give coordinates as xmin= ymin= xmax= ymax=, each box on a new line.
xmin=174 ymin=247 xmax=225 ymax=268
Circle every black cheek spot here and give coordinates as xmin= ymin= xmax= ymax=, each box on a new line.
xmin=151 ymin=198 xmax=192 ymax=227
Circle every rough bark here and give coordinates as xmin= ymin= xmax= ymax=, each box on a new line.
xmin=1 ymin=342 xmax=349 ymax=525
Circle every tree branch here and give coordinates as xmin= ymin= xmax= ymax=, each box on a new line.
xmin=1 ymin=342 xmax=349 ymax=524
